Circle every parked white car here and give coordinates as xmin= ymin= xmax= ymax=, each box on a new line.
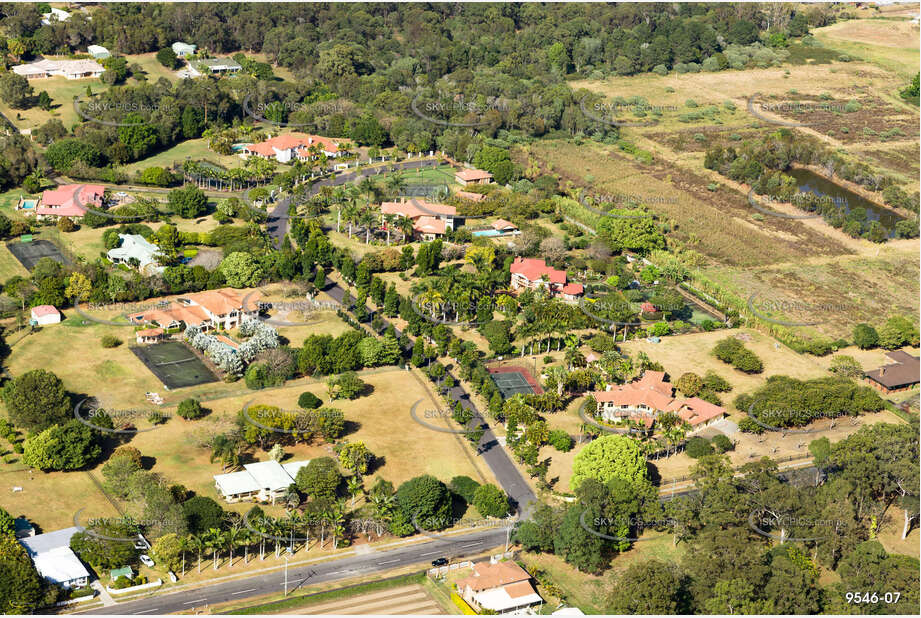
xmin=139 ymin=554 xmax=155 ymax=568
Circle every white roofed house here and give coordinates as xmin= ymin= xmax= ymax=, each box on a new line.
xmin=41 ymin=7 xmax=71 ymax=25
xmin=12 ymin=59 xmax=104 ymax=80
xmin=214 ymin=460 xmax=310 ymax=504
xmin=456 ymin=561 xmax=543 ymax=614
xmin=107 ymin=233 xmax=165 ymax=276
xmin=19 ymin=527 xmax=90 ymax=590
xmin=172 ymin=41 xmax=197 ymax=57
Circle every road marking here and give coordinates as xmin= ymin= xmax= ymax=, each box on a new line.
xmin=420 ymin=551 xmax=440 ymax=556
xmin=182 ymin=599 xmax=207 ymax=605
xmin=231 ymin=588 xmax=258 ymax=595
xmin=461 ymin=542 xmax=482 ymax=547
xmin=377 ymin=559 xmax=400 ymax=564
xmin=132 ymin=609 xmax=160 ymax=614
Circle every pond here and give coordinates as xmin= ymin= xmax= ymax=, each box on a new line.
xmin=787 ymin=168 xmax=902 ymax=237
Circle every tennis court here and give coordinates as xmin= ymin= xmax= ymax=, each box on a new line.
xmin=6 ymin=240 xmax=71 ymax=271
xmin=488 ymin=366 xmax=542 ymax=399
xmin=132 ymin=341 xmax=218 ymax=389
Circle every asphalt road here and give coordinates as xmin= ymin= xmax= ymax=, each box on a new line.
xmin=319 ymin=279 xmax=538 ymax=518
xmin=80 ymin=528 xmax=509 ymax=615
xmin=266 ymin=158 xmax=442 ymax=247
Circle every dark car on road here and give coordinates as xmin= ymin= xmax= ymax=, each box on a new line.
xmin=431 ymin=557 xmax=448 ymax=567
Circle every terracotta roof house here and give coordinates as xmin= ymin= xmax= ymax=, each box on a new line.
xmin=491 ymin=219 xmax=518 ymax=233
xmin=455 ymin=168 xmax=494 ymax=186
xmin=242 ymin=133 xmax=350 ymax=163
xmin=509 ymin=257 xmax=583 ymax=301
xmin=12 ymin=59 xmax=103 ymax=79
xmin=135 ymin=327 xmax=165 ymax=345
xmin=593 ymin=371 xmax=726 ymax=432
xmin=380 ymin=198 xmax=456 ymax=240
xmin=456 ymin=190 xmax=487 ymax=202
xmin=30 ymin=305 xmax=61 ymax=326
xmin=23 ymin=184 xmax=105 ymax=219
xmin=456 ymin=561 xmax=543 ymax=614
xmin=865 ymin=350 xmax=920 ymax=394
xmin=128 ymin=288 xmax=261 ymax=331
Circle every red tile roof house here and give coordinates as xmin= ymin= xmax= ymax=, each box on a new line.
xmin=592 ymin=370 xmax=726 ymax=433
xmin=455 ymin=168 xmax=494 ymax=186
xmin=128 ymin=288 xmax=261 ymax=332
xmin=241 ymin=133 xmax=351 ymax=164
xmin=21 ymin=184 xmax=105 ymax=220
xmin=456 ymin=561 xmax=543 ymax=614
xmin=509 ymin=257 xmax=584 ymax=301
xmin=380 ymin=199 xmax=457 ymax=241
xmin=30 ymin=305 xmax=61 ymax=326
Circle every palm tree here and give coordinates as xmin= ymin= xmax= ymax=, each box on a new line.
xmin=225 ymin=525 xmax=242 ymax=568
xmin=189 ymin=533 xmax=203 ymax=573
xmin=347 ymin=476 xmax=364 ymax=507
xmin=398 ymin=215 xmax=414 ymax=244
xmin=385 ymin=173 xmax=406 ymax=198
xmin=202 ymin=528 xmax=225 ymax=570
xmin=358 ymin=208 xmax=376 ymax=244
xmin=330 ymin=500 xmax=347 ymax=549
xmin=177 ymin=535 xmax=192 ymax=577
xmin=210 ymin=434 xmax=240 ymax=471
xmin=383 ymin=214 xmax=397 ymax=245
xmin=342 ymin=202 xmax=359 ymax=238
xmin=357 ymin=177 xmax=377 ymax=206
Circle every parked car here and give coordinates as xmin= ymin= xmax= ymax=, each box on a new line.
xmin=431 ymin=557 xmax=448 ymax=567
xmin=168 ymin=571 xmax=178 ymax=583
xmin=139 ymin=554 xmax=155 ymax=568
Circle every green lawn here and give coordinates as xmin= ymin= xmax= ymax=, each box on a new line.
xmin=120 ymin=138 xmax=245 ymax=174
xmin=0 ymin=74 xmax=98 ymax=132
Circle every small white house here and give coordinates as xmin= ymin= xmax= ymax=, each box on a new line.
xmin=41 ymin=7 xmax=71 ymax=25
xmin=87 ymin=45 xmax=110 ymax=59
xmin=30 ymin=305 xmax=61 ymax=326
xmin=19 ymin=527 xmax=90 ymax=590
xmin=214 ymin=460 xmax=310 ymax=504
xmin=172 ymin=41 xmax=197 ymax=57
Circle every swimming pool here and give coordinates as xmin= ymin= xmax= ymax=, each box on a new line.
xmin=231 ymin=143 xmax=252 ymax=152
xmin=19 ymin=199 xmax=37 ymax=210
xmin=472 ymin=229 xmax=501 ymax=237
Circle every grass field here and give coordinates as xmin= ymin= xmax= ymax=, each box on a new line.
xmin=120 ymin=138 xmax=244 ymax=174
xmin=813 ymin=19 xmax=920 ymax=78
xmin=0 ymin=72 xmax=96 ymax=132
xmin=122 ymin=366 xmax=496 ymax=510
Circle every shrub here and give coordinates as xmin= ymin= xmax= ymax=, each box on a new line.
xmin=652 ymin=64 xmax=668 ymax=76
xmin=101 ymin=335 xmax=122 ymax=348
xmin=711 ymin=434 xmax=733 ymax=453
xmin=685 ymin=436 xmax=713 ymax=458
xmin=298 ymin=391 xmax=323 ymax=410
xmin=449 ymin=475 xmax=481 ymax=504
xmin=712 ymin=337 xmax=763 ymax=373
xmin=548 ymin=429 xmax=573 ymax=452
xmin=176 ymin=398 xmax=206 ymax=420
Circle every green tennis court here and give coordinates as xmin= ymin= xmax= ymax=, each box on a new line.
xmin=132 ymin=341 xmax=218 ymax=390
xmin=491 ymin=370 xmax=537 ymax=398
